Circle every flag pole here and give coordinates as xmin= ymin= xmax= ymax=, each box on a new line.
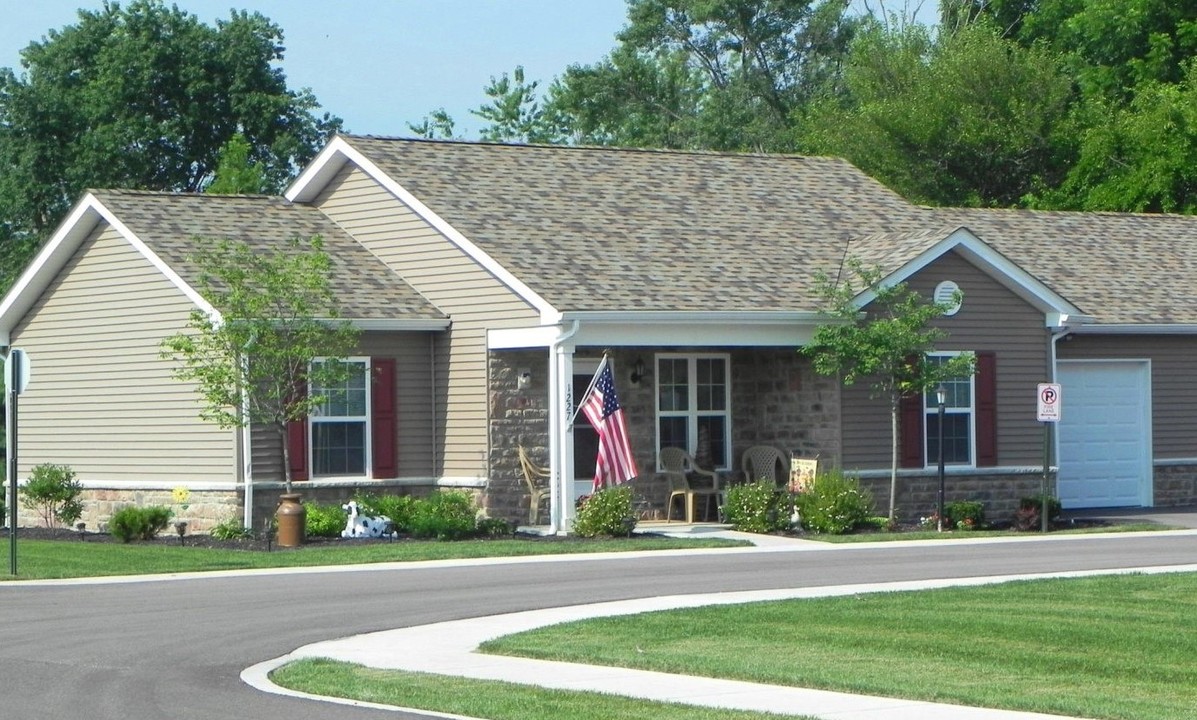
xmin=568 ymin=353 xmax=609 ymax=428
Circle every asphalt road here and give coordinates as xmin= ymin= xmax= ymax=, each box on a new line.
xmin=2 ymin=533 xmax=1195 ymax=719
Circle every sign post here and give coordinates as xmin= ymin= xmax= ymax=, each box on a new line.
xmin=6 ymin=348 xmax=30 ymax=575
xmin=1036 ymin=383 xmax=1061 ymax=533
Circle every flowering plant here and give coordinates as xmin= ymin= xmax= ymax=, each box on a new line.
xmin=171 ymin=486 xmax=190 ymax=515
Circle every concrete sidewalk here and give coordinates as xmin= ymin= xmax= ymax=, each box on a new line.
xmin=245 ymin=532 xmax=1197 ymax=720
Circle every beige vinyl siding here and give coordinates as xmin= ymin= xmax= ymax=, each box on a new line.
xmin=841 ymin=251 xmax=1049 ymax=469
xmin=11 ymin=224 xmax=234 ymax=483
xmin=314 ymin=164 xmax=539 ymax=478
xmin=1058 ymin=334 xmax=1197 ymax=459
xmin=251 ymin=331 xmax=436 ymax=482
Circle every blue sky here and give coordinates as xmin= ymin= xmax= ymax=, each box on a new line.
xmin=1 ymin=1 xmax=631 ymax=137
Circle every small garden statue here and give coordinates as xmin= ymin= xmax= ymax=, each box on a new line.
xmin=341 ymin=501 xmax=397 ymax=538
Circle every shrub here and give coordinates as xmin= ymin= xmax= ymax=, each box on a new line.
xmin=409 ymin=490 xmax=477 ymax=540
xmin=724 ymin=481 xmax=788 ymax=534
xmin=476 ymin=515 xmax=512 ymax=537
xmin=304 ymin=501 xmax=348 ymax=538
xmin=945 ymin=500 xmax=985 ymax=530
xmin=1015 ymin=494 xmax=1062 ymax=531
xmin=572 ymin=486 xmax=636 ymax=537
xmin=21 ymin=463 xmax=83 ymax=527
xmin=108 ymin=505 xmax=173 ymax=542
xmin=1020 ymin=494 xmax=1062 ymax=521
xmin=354 ymin=492 xmax=417 ymax=533
xmin=209 ymin=516 xmax=253 ymax=540
xmin=794 ymin=469 xmax=873 ymax=535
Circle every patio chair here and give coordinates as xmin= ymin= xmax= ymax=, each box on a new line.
xmin=518 ymin=445 xmax=550 ymax=525
xmin=741 ymin=445 xmax=790 ymax=488
xmin=659 ymin=446 xmax=720 ymax=523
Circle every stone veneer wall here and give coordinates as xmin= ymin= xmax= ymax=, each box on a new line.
xmin=853 ymin=470 xmax=1055 ymax=524
xmin=486 ymin=348 xmax=842 ymax=524
xmin=1152 ymin=463 xmax=1197 ymax=506
xmin=66 ymin=488 xmax=241 ymax=534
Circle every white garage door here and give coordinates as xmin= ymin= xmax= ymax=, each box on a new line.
xmin=1057 ymin=361 xmax=1152 ymax=508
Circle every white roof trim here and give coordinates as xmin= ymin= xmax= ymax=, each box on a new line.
xmin=1068 ymin=323 xmax=1197 ymax=335
xmin=0 ymin=193 xmax=217 ymax=344
xmin=489 ymin=311 xmax=825 ymax=349
xmin=856 ymin=227 xmax=1084 ymax=320
xmin=350 ymin=318 xmax=449 ymax=331
xmin=286 ymin=136 xmax=561 ymax=323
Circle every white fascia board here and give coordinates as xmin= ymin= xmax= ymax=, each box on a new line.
xmin=286 ymin=137 xmax=560 ymax=322
xmin=351 ymin=318 xmax=449 ymax=331
xmin=0 ymin=194 xmax=217 ymax=345
xmin=1068 ymin=323 xmax=1197 ymax=335
xmin=490 ymin=312 xmax=825 ymax=349
xmin=857 ymin=227 xmax=1084 ymax=319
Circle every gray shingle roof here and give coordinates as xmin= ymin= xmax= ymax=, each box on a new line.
xmin=91 ymin=189 xmax=443 ymax=322
xmin=933 ymin=208 xmax=1197 ymax=325
xmin=342 ymin=135 xmax=929 ymax=312
xmin=344 ymin=135 xmax=1197 ymax=326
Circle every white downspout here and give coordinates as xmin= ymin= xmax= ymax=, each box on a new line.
xmin=1047 ymin=323 xmax=1072 ymax=494
xmin=548 ymin=320 xmax=579 ymax=534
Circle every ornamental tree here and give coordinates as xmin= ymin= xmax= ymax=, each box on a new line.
xmin=161 ymin=236 xmax=358 ymax=494
xmin=802 ymin=258 xmax=974 ymax=521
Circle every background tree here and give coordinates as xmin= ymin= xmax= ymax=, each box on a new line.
xmin=205 ymin=134 xmax=271 ymax=196
xmin=0 ymin=0 xmax=341 ymax=290
xmin=802 ymin=259 xmax=974 ymax=522
xmin=799 ymin=19 xmax=1074 ymax=207
xmin=160 ymin=236 xmax=358 ymax=495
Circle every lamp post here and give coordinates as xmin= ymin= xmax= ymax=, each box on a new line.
xmin=936 ymin=384 xmax=947 ymax=533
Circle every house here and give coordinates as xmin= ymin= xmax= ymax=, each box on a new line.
xmin=2 ymin=134 xmax=1195 ymax=533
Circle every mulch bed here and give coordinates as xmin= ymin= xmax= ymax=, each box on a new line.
xmin=2 ymin=525 xmax=591 ymax=552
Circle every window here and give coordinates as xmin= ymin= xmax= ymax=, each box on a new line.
xmin=924 ymin=353 xmax=974 ymax=466
xmin=310 ymin=358 xmax=370 ymax=476
xmin=656 ymin=354 xmax=731 ymax=469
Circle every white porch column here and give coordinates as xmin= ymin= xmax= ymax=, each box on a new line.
xmin=548 ymin=325 xmax=577 ymax=534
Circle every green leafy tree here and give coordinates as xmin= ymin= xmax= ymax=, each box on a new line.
xmin=0 ymin=0 xmax=341 ymax=289
xmin=205 ymin=134 xmax=271 ymax=195
xmin=160 ymin=236 xmax=358 ymax=494
xmin=473 ymin=66 xmax=564 ymax=144
xmin=802 ymin=259 xmax=974 ymax=521
xmin=799 ymin=20 xmax=1073 ymax=207
xmin=407 ymin=108 xmax=458 ymax=140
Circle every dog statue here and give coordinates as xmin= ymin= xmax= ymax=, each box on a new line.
xmin=341 ymin=500 xmax=397 ymax=538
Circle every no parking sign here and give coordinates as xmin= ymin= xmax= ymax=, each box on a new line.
xmin=1037 ymin=383 xmax=1061 ymax=422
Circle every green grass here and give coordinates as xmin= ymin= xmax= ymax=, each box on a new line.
xmin=0 ymin=535 xmax=747 ymax=580
xmin=808 ymin=521 xmax=1170 ymax=542
xmin=272 ymin=660 xmax=814 ymax=720
xmin=478 ymin=572 xmax=1197 ymax=720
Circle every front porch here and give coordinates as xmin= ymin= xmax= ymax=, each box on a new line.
xmin=486 ymin=347 xmax=842 ymax=531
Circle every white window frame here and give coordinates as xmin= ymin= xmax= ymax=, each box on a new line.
xmin=654 ymin=353 xmax=732 ymax=470
xmin=924 ymin=351 xmax=976 ymax=469
xmin=309 ymin=356 xmax=372 ymax=478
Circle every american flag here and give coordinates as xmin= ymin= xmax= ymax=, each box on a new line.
xmin=579 ymin=360 xmax=639 ymax=491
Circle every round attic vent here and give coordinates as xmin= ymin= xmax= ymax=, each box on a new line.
xmin=934 ymin=280 xmax=962 ymax=316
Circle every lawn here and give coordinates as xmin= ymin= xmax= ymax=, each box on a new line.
xmin=0 ymin=534 xmax=746 ymax=580
xmin=273 ymin=572 xmax=1197 ymax=720
xmin=479 ymin=572 xmax=1197 ymax=720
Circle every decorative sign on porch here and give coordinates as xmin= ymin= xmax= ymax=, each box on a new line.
xmin=1037 ymin=383 xmax=1062 ymax=423
xmin=788 ymin=457 xmax=818 ymax=493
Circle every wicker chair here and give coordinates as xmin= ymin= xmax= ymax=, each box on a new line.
xmin=659 ymin=447 xmax=720 ymax=523
xmin=518 ymin=445 xmax=550 ymax=525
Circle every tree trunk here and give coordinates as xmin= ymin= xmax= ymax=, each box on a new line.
xmin=278 ymin=423 xmax=293 ymax=495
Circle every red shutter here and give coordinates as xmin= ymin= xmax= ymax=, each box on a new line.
xmin=371 ymin=358 xmax=398 ymax=479
xmin=286 ymin=375 xmax=309 ymax=482
xmin=899 ymin=390 xmax=924 ymax=468
xmin=975 ymin=352 xmax=997 ymax=467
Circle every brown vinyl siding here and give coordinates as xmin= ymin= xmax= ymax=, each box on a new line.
xmin=1058 ymin=334 xmax=1197 ymax=459
xmin=313 ymin=164 xmax=538 ymax=478
xmin=11 ymin=224 xmax=234 ymax=482
xmin=841 ymin=251 xmax=1049 ymax=469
